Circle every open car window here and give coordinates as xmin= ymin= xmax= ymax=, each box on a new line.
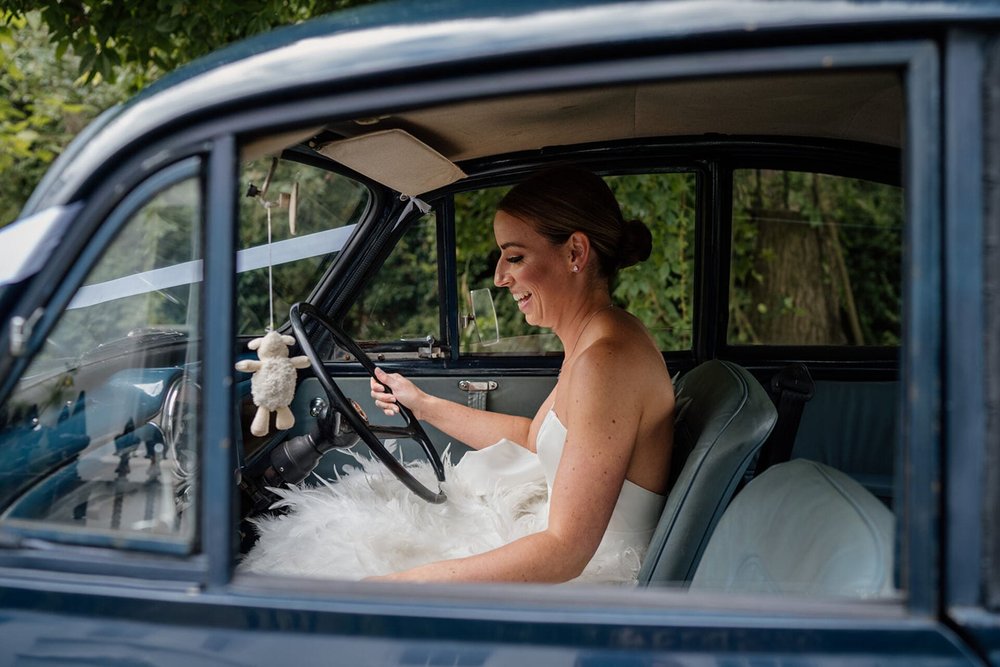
xmin=455 ymin=172 xmax=698 ymax=355
xmin=238 ymin=156 xmax=370 ymax=336
xmin=342 ymin=210 xmax=441 ymax=357
xmin=729 ymin=169 xmax=903 ymax=347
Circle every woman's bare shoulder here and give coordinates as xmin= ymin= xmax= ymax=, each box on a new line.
xmin=602 ymin=309 xmax=666 ymax=366
xmin=572 ymin=312 xmax=665 ymax=385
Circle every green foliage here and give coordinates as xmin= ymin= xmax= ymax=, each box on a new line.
xmin=363 ymin=168 xmax=899 ymax=355
xmin=2 ymin=1 xmax=378 ymax=88
xmin=607 ymin=173 xmax=696 ymax=350
xmin=730 ymin=169 xmax=902 ymax=346
xmin=0 ymin=1 xmax=379 ymax=228
xmin=0 ymin=12 xmax=131 ymax=226
xmin=346 ymin=213 xmax=441 ymax=343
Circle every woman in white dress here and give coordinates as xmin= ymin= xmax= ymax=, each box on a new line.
xmin=366 ymin=166 xmax=676 ymax=583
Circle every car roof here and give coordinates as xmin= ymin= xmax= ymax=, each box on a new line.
xmin=21 ymin=0 xmax=1000 ymax=214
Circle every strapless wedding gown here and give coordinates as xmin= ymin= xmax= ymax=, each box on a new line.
xmin=535 ymin=409 xmax=666 ymax=581
xmin=240 ymin=410 xmax=665 ymax=584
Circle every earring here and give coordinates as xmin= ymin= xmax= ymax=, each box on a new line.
xmin=572 ymin=265 xmax=580 ymax=273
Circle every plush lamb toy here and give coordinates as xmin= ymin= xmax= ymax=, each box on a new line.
xmin=235 ymin=331 xmax=310 ymax=437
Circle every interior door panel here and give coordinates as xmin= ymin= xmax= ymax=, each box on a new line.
xmin=289 ymin=372 xmax=557 ymax=478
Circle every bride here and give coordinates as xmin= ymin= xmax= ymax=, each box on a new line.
xmin=241 ymin=166 xmax=676 ymax=584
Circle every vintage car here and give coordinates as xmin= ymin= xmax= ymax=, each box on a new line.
xmin=1 ymin=0 xmax=999 ymax=663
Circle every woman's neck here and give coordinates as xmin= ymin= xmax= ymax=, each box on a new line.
xmin=558 ymin=295 xmax=614 ymax=362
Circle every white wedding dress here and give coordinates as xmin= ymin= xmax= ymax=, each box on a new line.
xmin=240 ymin=409 xmax=666 ymax=584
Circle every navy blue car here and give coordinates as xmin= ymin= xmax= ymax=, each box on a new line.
xmin=1 ymin=0 xmax=999 ymax=664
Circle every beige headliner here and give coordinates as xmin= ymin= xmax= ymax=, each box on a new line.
xmin=320 ymin=70 xmax=902 ymax=175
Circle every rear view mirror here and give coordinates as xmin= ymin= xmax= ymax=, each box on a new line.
xmin=279 ymin=181 xmax=299 ymax=235
xmin=469 ymin=288 xmax=499 ymax=346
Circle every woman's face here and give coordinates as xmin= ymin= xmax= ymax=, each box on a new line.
xmin=493 ymin=210 xmax=571 ymax=328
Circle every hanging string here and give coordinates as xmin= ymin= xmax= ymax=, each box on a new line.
xmin=266 ymin=202 xmax=274 ymax=332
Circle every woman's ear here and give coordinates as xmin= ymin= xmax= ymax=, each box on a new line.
xmin=567 ymin=231 xmax=591 ymax=272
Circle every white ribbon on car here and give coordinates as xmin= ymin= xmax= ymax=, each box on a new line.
xmin=67 ymin=225 xmax=357 ymax=310
xmin=393 ymin=196 xmax=431 ymax=229
xmin=68 ymin=197 xmax=429 ymax=311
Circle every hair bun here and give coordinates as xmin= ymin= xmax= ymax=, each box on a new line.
xmin=618 ymin=219 xmax=652 ymax=268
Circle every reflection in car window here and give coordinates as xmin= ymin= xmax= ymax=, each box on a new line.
xmin=238 ymin=158 xmax=369 ymax=336
xmin=0 ymin=176 xmax=201 ymax=551
xmin=455 ymin=172 xmax=697 ymax=354
xmin=729 ymin=169 xmax=903 ymax=346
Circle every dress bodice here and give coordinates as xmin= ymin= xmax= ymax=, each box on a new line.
xmin=536 ymin=409 xmax=666 ymax=539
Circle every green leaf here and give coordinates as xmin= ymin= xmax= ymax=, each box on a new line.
xmin=4 ymin=61 xmax=23 ymax=81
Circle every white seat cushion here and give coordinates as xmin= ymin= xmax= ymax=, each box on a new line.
xmin=690 ymin=459 xmax=895 ymax=598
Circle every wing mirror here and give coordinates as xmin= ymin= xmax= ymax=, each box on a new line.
xmin=468 ymin=287 xmax=499 ymax=346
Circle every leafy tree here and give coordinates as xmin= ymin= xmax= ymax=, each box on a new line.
xmin=730 ymin=169 xmax=902 ymax=346
xmin=1 ymin=1 xmax=378 ymax=88
xmin=0 ymin=12 xmax=130 ymax=226
xmin=0 ymin=1 xmax=379 ymax=227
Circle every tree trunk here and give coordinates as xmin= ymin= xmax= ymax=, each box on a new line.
xmin=745 ymin=208 xmax=847 ymax=345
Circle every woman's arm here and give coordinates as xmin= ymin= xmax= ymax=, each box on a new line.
xmin=371 ymin=341 xmax=641 ymax=582
xmin=371 ymin=367 xmax=532 ymax=450
xmin=369 ymin=528 xmax=587 ymax=583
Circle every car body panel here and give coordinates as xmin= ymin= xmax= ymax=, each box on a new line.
xmin=0 ymin=582 xmax=985 ymax=666
xmin=19 ymin=0 xmax=1000 ymax=216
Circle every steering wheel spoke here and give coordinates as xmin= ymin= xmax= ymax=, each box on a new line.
xmin=289 ymin=302 xmax=447 ymax=503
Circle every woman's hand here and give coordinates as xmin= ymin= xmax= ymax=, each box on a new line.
xmin=372 ymin=368 xmax=532 ymax=452
xmin=370 ymin=367 xmax=427 ymax=419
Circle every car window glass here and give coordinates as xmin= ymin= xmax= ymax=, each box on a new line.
xmin=0 ymin=176 xmax=201 ymax=552
xmin=455 ymin=172 xmax=697 ymax=354
xmin=238 ymin=157 xmax=369 ymax=336
xmin=729 ymin=169 xmax=903 ymax=346
xmin=342 ymin=211 xmax=440 ymax=351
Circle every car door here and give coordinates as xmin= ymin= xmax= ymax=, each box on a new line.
xmin=225 ymin=33 xmax=980 ymax=666
xmin=224 ymin=32 xmax=977 ymax=667
xmin=941 ymin=29 xmax=1000 ymax=665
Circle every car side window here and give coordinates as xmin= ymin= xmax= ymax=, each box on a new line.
xmin=729 ymin=169 xmax=903 ymax=346
xmin=238 ymin=157 xmax=370 ymax=335
xmin=0 ymin=174 xmax=201 ymax=552
xmin=455 ymin=172 xmax=697 ymax=354
xmin=343 ymin=210 xmax=441 ymax=350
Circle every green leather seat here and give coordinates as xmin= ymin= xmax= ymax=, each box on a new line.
xmin=639 ymin=360 xmax=777 ymax=586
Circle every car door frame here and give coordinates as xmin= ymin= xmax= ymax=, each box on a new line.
xmin=218 ymin=36 xmax=965 ymax=661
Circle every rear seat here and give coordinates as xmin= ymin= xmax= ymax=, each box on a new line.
xmin=691 ymin=458 xmax=896 ymax=598
xmin=790 ymin=380 xmax=898 ymax=506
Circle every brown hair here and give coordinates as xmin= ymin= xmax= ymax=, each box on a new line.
xmin=497 ymin=166 xmax=652 ymax=280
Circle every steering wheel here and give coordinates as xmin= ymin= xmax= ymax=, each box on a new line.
xmin=289 ymin=302 xmax=447 ymax=503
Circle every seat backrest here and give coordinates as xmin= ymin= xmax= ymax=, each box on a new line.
xmin=638 ymin=360 xmax=777 ymax=585
xmin=690 ymin=459 xmax=895 ymax=597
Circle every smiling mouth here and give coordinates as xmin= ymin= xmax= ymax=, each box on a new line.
xmin=513 ymin=292 xmax=532 ymax=305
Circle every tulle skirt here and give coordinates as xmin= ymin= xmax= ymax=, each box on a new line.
xmin=239 ymin=442 xmax=646 ymax=583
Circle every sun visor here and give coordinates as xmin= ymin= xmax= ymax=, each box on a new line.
xmin=318 ymin=128 xmax=466 ymax=197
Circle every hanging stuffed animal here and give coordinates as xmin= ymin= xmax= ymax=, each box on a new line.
xmin=235 ymin=330 xmax=310 ymax=436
